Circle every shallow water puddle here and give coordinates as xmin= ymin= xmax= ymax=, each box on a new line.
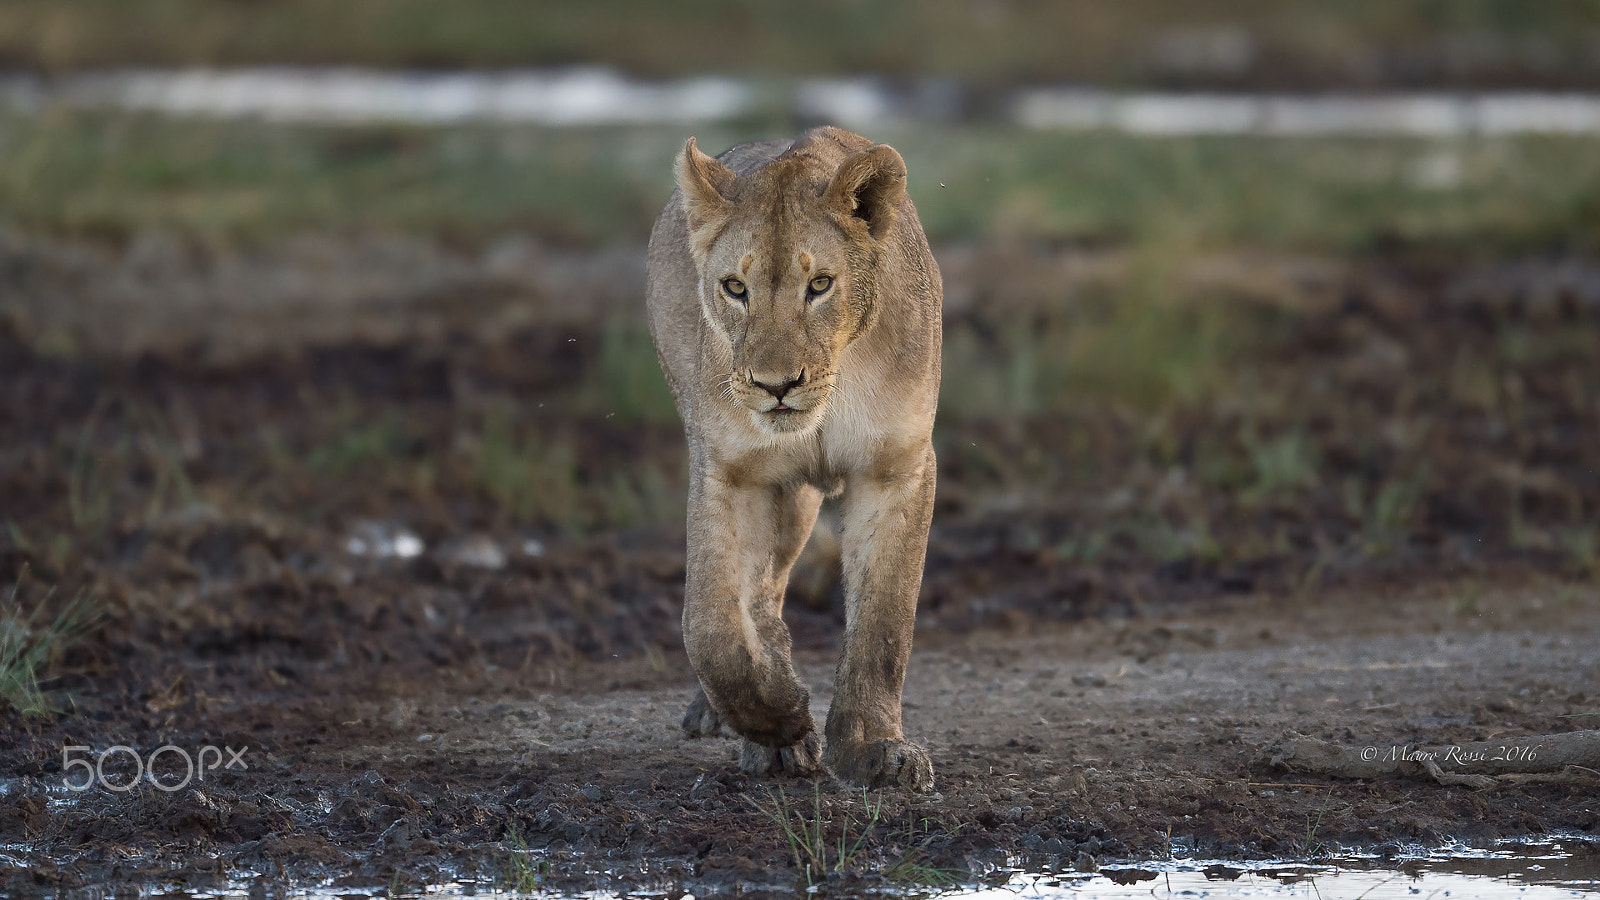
xmin=12 ymin=836 xmax=1594 ymax=899
xmin=981 ymin=838 xmax=1598 ymax=900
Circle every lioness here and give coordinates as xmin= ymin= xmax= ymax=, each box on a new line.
xmin=645 ymin=126 xmax=941 ymax=791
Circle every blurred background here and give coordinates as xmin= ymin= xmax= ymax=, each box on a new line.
xmin=3 ymin=0 xmax=1600 ymax=705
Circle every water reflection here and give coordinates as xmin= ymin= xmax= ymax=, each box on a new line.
xmin=973 ymin=838 xmax=1598 ymax=900
xmin=21 ymin=836 xmax=1590 ymax=899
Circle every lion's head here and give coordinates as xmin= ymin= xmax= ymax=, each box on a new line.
xmin=674 ymin=135 xmax=907 ymax=436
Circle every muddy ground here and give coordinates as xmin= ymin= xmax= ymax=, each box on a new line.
xmin=1 ymin=234 xmax=1598 ymax=896
xmin=3 ymin=572 xmax=1596 ymax=896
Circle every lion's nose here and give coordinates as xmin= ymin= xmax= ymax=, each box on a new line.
xmin=749 ymin=368 xmax=806 ymax=399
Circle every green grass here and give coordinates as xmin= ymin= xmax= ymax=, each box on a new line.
xmin=579 ymin=320 xmax=679 ymax=425
xmin=911 ymin=129 xmax=1600 ymax=252
xmin=65 ymin=396 xmax=199 ymax=535
xmin=1560 ymin=525 xmax=1600 ymax=579
xmin=749 ymin=785 xmax=884 ymax=888
xmin=495 ymin=825 xmax=546 ymax=894
xmin=1348 ymin=474 xmax=1428 ymax=557
xmin=1 ymin=582 xmax=99 ymax=718
xmin=931 ymin=222 xmax=1600 ymax=568
xmin=4 ymin=0 xmax=1599 ymax=86
xmin=883 ymin=815 xmax=969 ymax=887
xmin=0 ymin=111 xmax=724 ymax=245
xmin=5 ymin=111 xmax=1600 ymax=253
xmin=1291 ymin=787 xmax=1336 ymax=859
xmin=471 ymin=402 xmax=581 ymax=529
xmin=306 ymin=404 xmax=410 ymax=478
xmin=1240 ymin=429 xmax=1320 ymax=509
xmin=882 ymin=854 xmax=968 ymax=888
xmin=938 ymin=227 xmax=1262 ymax=419
xmin=4 ymin=104 xmax=1595 ymax=575
xmin=464 ymin=398 xmax=684 ymax=535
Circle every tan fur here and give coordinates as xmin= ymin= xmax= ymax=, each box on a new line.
xmin=647 ymin=127 xmax=941 ymax=791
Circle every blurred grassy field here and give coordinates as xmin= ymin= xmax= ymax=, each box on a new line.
xmin=5 ymin=0 xmax=1600 ymax=88
xmin=3 ymin=99 xmax=1598 ymax=613
xmin=5 ymin=111 xmax=1600 ymax=252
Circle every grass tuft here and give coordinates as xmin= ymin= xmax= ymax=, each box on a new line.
xmin=1 ymin=578 xmax=100 ymax=718
xmin=580 ymin=321 xmax=679 ymax=425
xmin=749 ymin=785 xmax=883 ymax=888
xmin=882 ymin=851 xmax=968 ymax=888
xmin=65 ymin=397 xmax=199 ymax=535
xmin=495 ymin=824 xmax=547 ymax=894
xmin=469 ymin=402 xmax=580 ymax=530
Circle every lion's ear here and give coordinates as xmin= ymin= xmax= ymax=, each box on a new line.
xmin=675 ymin=137 xmax=736 ymax=236
xmin=826 ymin=144 xmax=906 ymax=242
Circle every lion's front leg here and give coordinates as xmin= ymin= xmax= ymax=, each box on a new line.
xmin=681 ymin=471 xmax=823 ymax=776
xmin=823 ymin=445 xmax=937 ymax=792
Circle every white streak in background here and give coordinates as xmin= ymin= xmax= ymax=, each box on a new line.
xmin=0 ymin=74 xmax=47 ymax=111
xmin=1476 ymin=93 xmax=1600 ymax=134
xmin=1115 ymin=94 xmax=1261 ymax=134
xmin=1264 ymin=95 xmax=1469 ymax=136
xmin=5 ymin=68 xmax=1600 ymax=135
xmin=51 ymin=67 xmax=754 ymax=125
xmin=1018 ymin=89 xmax=1600 ymax=136
xmin=1012 ymin=88 xmax=1110 ymax=130
xmin=795 ymin=78 xmax=895 ymax=130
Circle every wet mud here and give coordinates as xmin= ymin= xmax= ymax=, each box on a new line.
xmin=1 ymin=237 xmax=1598 ymax=895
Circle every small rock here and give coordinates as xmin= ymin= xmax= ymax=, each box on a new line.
xmin=416 ymin=733 xmax=434 ymax=743
xmin=329 ymin=796 xmax=366 ymax=825
xmin=436 ymin=534 xmax=507 ymax=569
xmin=1075 ymin=850 xmax=1098 ymax=872
xmin=378 ymin=818 xmax=413 ymax=852
xmin=1072 ymin=673 xmax=1108 ymax=688
xmin=345 ymin=520 xmax=424 ymax=559
xmin=688 ymin=773 xmax=716 ymax=800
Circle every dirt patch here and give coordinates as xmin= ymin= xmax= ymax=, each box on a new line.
xmin=3 ymin=579 xmax=1597 ymax=895
xmin=1 ymin=236 xmax=1598 ymax=894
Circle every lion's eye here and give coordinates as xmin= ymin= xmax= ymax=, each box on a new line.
xmin=807 ymin=275 xmax=833 ymax=296
xmin=721 ymin=277 xmax=747 ymax=301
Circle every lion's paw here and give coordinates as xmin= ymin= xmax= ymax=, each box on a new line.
xmin=740 ymin=732 xmax=823 ymax=777
xmin=681 ymin=688 xmax=733 ymax=739
xmin=824 ymin=739 xmax=934 ymax=792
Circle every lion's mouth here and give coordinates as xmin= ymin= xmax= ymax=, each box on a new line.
xmin=765 ymin=400 xmax=815 ymax=416
xmin=743 ymin=382 xmax=833 ymax=421
xmin=757 ymin=388 xmax=832 ymax=418
xmin=752 ymin=395 xmax=826 ymax=432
